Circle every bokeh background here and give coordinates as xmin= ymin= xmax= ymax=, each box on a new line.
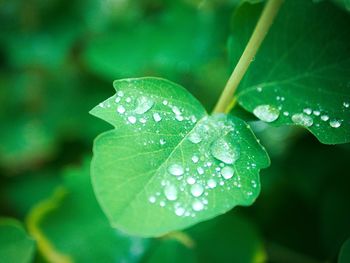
xmin=0 ymin=0 xmax=349 ymax=262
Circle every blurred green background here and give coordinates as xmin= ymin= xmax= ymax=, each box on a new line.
xmin=0 ymin=0 xmax=349 ymax=262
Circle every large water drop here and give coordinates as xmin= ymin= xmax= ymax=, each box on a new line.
xmin=135 ymin=96 xmax=154 ymax=114
xmin=168 ymin=164 xmax=184 ymax=176
xmin=291 ymin=113 xmax=313 ymax=127
xmin=210 ymin=138 xmax=239 ymax=164
xmin=253 ymin=105 xmax=280 ymax=122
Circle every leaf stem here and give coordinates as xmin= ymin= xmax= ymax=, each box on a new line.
xmin=213 ymin=0 xmax=284 ymax=114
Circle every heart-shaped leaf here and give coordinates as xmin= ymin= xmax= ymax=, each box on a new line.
xmin=90 ymin=78 xmax=269 ymax=237
xmin=0 ymin=218 xmax=35 ymax=263
xmin=230 ymin=0 xmax=350 ymax=144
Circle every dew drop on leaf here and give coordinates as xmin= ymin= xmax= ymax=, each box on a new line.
xmin=188 ymin=132 xmax=202 ymax=144
xmin=127 ymin=116 xmax=136 ymax=124
xmin=207 ymin=179 xmax=217 ymax=189
xmin=153 ymin=113 xmax=162 ymax=122
xmin=164 ymin=185 xmax=178 ymax=201
xmin=221 ymin=166 xmax=234 ymax=180
xmin=134 ymin=96 xmax=154 ymax=114
xmin=321 ymin=115 xmax=329 ymax=121
xmin=329 ymin=119 xmax=342 ymax=128
xmin=175 ymin=207 xmax=185 ymax=216
xmin=253 ymin=105 xmax=280 ymax=122
xmin=210 ymin=138 xmax=239 ymax=164
xmin=190 ymin=184 xmax=204 ymax=197
xmin=167 ymin=164 xmax=184 ymax=176
xmin=291 ymin=113 xmax=313 ymax=127
xmin=117 ymin=105 xmax=126 ymax=114
xmin=192 ymin=200 xmax=204 ymax=211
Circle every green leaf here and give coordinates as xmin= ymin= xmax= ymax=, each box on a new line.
xmin=187 ymin=213 xmax=265 ymax=263
xmin=339 ymin=238 xmax=350 ymax=263
xmin=82 ymin=5 xmax=226 ymax=80
xmin=144 ymin=239 xmax=196 ymax=263
xmin=27 ymin=159 xmax=148 ymax=262
xmin=0 ymin=218 xmax=35 ymax=263
xmin=90 ymin=77 xmax=269 ymax=237
xmin=230 ymin=0 xmax=350 ymax=144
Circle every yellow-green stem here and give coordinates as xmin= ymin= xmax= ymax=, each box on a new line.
xmin=213 ymin=0 xmax=284 ymax=114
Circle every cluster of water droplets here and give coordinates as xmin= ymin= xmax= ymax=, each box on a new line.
xmin=98 ymin=85 xmax=198 ymax=147
xmin=251 ymin=86 xmax=348 ymax=129
xmin=146 ymin=115 xmax=259 ymax=218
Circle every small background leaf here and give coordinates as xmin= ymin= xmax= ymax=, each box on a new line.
xmin=0 ymin=218 xmax=35 ymax=263
xmin=230 ymin=0 xmax=350 ymax=144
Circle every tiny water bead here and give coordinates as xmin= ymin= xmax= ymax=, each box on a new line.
xmin=117 ymin=105 xmax=126 ymax=114
xmin=134 ymin=96 xmax=154 ymax=114
xmin=127 ymin=116 xmax=136 ymax=124
xmin=253 ymin=105 xmax=280 ymax=122
xmin=190 ymin=184 xmax=204 ymax=197
xmin=188 ymin=132 xmax=202 ymax=144
xmin=207 ymin=179 xmax=217 ymax=188
xmin=321 ymin=115 xmax=329 ymax=121
xmin=191 ymin=156 xmax=199 ymax=163
xmin=221 ymin=166 xmax=234 ymax=179
xmin=168 ymin=164 xmax=184 ymax=176
xmin=192 ymin=200 xmax=204 ymax=211
xmin=175 ymin=207 xmax=185 ymax=216
xmin=153 ymin=113 xmax=162 ymax=122
xmin=148 ymin=196 xmax=156 ymax=203
xmin=164 ymin=185 xmax=178 ymax=201
xmin=343 ymin=102 xmax=350 ymax=108
xmin=303 ymin=108 xmax=312 ymax=115
xmin=210 ymin=138 xmax=239 ymax=164
xmin=329 ymin=119 xmax=342 ymax=128
xmin=186 ymin=177 xmax=196 ymax=185
xmin=291 ymin=113 xmax=313 ymax=127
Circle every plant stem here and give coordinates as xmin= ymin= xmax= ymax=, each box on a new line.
xmin=213 ymin=0 xmax=284 ymax=114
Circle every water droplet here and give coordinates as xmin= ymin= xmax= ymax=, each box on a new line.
xmin=99 ymin=102 xmax=105 ymax=108
xmin=175 ymin=115 xmax=184 ymax=121
xmin=329 ymin=119 xmax=342 ymax=128
xmin=190 ymin=115 xmax=197 ymax=123
xmin=175 ymin=207 xmax=185 ymax=216
xmin=164 ymin=185 xmax=178 ymax=201
xmin=172 ymin=106 xmax=181 ymax=115
xmin=303 ymin=108 xmax=312 ymax=115
xmin=291 ymin=113 xmax=313 ymax=127
xmin=321 ymin=115 xmax=329 ymax=121
xmin=160 ymin=138 xmax=166 ymax=145
xmin=191 ymin=184 xmax=204 ymax=197
xmin=153 ymin=113 xmax=162 ymax=122
xmin=148 ymin=196 xmax=156 ymax=203
xmin=313 ymin=110 xmax=320 ymax=116
xmin=283 ymin=111 xmax=289 ymax=116
xmin=221 ymin=166 xmax=234 ymax=179
xmin=160 ymin=201 xmax=165 ymax=207
xmin=253 ymin=105 xmax=280 ymax=122
xmin=188 ymin=132 xmax=202 ymax=144
xmin=135 ymin=96 xmax=154 ymax=114
xmin=117 ymin=91 xmax=124 ymax=97
xmin=192 ymin=156 xmax=199 ymax=163
xmin=207 ymin=179 xmax=217 ymax=188
xmin=197 ymin=167 xmax=204 ymax=175
xmin=187 ymin=177 xmax=196 ymax=185
xmin=127 ymin=116 xmax=136 ymax=124
xmin=168 ymin=164 xmax=184 ymax=176
xmin=210 ymin=138 xmax=239 ymax=164
xmin=192 ymin=200 xmax=204 ymax=211
xmin=117 ymin=105 xmax=126 ymax=114
xmin=344 ymin=102 xmax=350 ymax=108
xmin=115 ymin=97 xmax=121 ymax=103
xmin=163 ymin=100 xmax=168 ymax=105
xmin=126 ymin=97 xmax=131 ymax=103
